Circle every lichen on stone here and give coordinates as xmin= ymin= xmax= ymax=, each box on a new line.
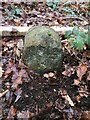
xmin=23 ymin=26 xmax=63 ymax=73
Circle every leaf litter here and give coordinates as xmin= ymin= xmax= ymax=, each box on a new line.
xmin=1 ymin=37 xmax=90 ymax=119
xmin=1 ymin=2 xmax=90 ymax=120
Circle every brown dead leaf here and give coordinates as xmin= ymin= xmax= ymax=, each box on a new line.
xmin=62 ymin=67 xmax=75 ymax=77
xmin=73 ymin=79 xmax=80 ymax=85
xmin=29 ymin=112 xmax=35 ymax=118
xmin=8 ymin=59 xmax=14 ymax=68
xmin=18 ymin=69 xmax=29 ymax=79
xmin=4 ymin=68 xmax=12 ymax=79
xmin=77 ymin=63 xmax=87 ymax=80
xmin=18 ymin=59 xmax=28 ymax=68
xmin=76 ymin=95 xmax=81 ymax=103
xmin=14 ymin=21 xmax=20 ymax=26
xmin=81 ymin=111 xmax=90 ymax=120
xmin=83 ymin=50 xmax=90 ymax=58
xmin=4 ymin=74 xmax=9 ymax=80
xmin=63 ymin=94 xmax=74 ymax=107
xmin=46 ymin=101 xmax=53 ymax=108
xmin=87 ymin=71 xmax=90 ymax=81
xmin=5 ymin=68 xmax=12 ymax=75
xmin=58 ymin=89 xmax=67 ymax=96
xmin=7 ymin=105 xmax=16 ymax=119
xmin=12 ymin=77 xmax=22 ymax=89
xmin=62 ymin=70 xmax=70 ymax=76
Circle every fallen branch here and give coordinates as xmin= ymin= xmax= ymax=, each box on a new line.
xmin=0 ymin=26 xmax=88 ymax=37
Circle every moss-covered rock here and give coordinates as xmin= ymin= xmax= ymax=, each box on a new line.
xmin=23 ymin=26 xmax=63 ymax=73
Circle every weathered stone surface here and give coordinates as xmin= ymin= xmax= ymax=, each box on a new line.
xmin=23 ymin=26 xmax=63 ymax=73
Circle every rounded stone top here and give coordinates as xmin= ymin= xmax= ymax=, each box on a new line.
xmin=23 ymin=26 xmax=63 ymax=73
xmin=24 ymin=26 xmax=61 ymax=48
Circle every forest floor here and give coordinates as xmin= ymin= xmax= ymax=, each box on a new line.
xmin=1 ymin=2 xmax=90 ymax=120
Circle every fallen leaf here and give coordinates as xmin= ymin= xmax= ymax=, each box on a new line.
xmin=29 ymin=112 xmax=35 ymax=118
xmin=4 ymin=68 xmax=12 ymax=75
xmin=4 ymin=74 xmax=9 ymax=80
xmin=7 ymin=105 xmax=16 ymax=119
xmin=73 ymin=79 xmax=80 ymax=85
xmin=62 ymin=67 xmax=75 ymax=77
xmin=12 ymin=77 xmax=22 ymax=89
xmin=18 ymin=59 xmax=28 ymax=68
xmin=58 ymin=89 xmax=67 ymax=96
xmin=76 ymin=95 xmax=81 ymax=103
xmin=87 ymin=71 xmax=90 ymax=81
xmin=46 ymin=101 xmax=53 ymax=108
xmin=81 ymin=111 xmax=90 ymax=120
xmin=11 ymin=65 xmax=18 ymax=80
xmin=62 ymin=70 xmax=70 ymax=77
xmin=15 ymin=22 xmax=20 ymax=26
xmin=77 ymin=63 xmax=87 ymax=80
xmin=63 ymin=94 xmax=74 ymax=107
xmin=18 ymin=69 xmax=29 ymax=79
xmin=8 ymin=59 xmax=14 ymax=68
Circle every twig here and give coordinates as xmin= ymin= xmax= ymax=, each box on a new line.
xmin=0 ymin=89 xmax=9 ymax=98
